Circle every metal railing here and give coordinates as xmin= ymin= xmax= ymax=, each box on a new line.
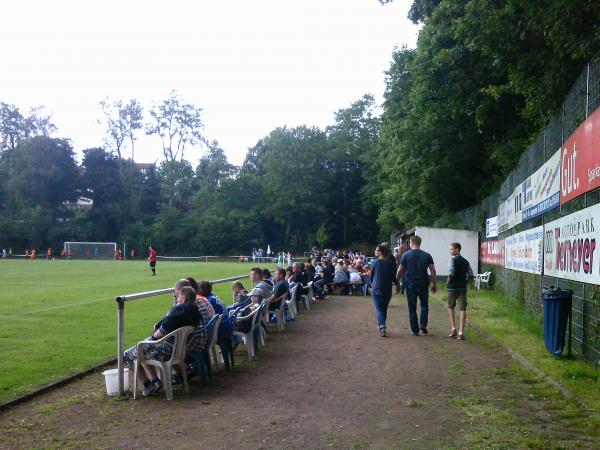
xmin=114 ymin=275 xmax=247 ymax=395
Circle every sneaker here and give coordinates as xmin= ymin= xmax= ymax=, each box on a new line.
xmin=456 ymin=334 xmax=465 ymax=341
xmin=448 ymin=328 xmax=457 ymax=338
xmin=410 ymin=331 xmax=419 ymax=336
xmin=420 ymin=327 xmax=428 ymax=335
xmin=379 ymin=327 xmax=387 ymax=337
xmin=153 ymin=379 xmax=163 ymax=393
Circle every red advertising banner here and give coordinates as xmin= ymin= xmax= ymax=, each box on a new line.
xmin=480 ymin=239 xmax=505 ymax=267
xmin=560 ymin=107 xmax=600 ymax=204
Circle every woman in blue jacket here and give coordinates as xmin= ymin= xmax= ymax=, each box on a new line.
xmin=370 ymin=243 xmax=397 ymax=337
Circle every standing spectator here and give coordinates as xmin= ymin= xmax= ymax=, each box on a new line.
xmin=396 ymin=235 xmax=437 ymax=336
xmin=2 ymin=248 xmax=6 ymax=259
xmin=31 ymin=249 xmax=37 ymax=260
xmin=130 ymin=249 xmax=136 ymax=259
xmin=370 ymin=243 xmax=397 ymax=337
xmin=148 ymin=245 xmax=157 ymax=276
xmin=46 ymin=248 xmax=52 ymax=260
xmin=25 ymin=249 xmax=30 ymax=259
xmin=446 ymin=242 xmax=473 ymax=340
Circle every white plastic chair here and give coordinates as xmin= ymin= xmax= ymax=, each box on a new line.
xmin=268 ymin=293 xmax=288 ymax=332
xmin=233 ymin=302 xmax=264 ymax=359
xmin=300 ymin=281 xmax=314 ymax=310
xmin=133 ymin=325 xmax=194 ymax=400
xmin=479 ymin=272 xmax=491 ymax=289
xmin=286 ymin=285 xmax=299 ymax=320
xmin=208 ymin=314 xmax=223 ymax=369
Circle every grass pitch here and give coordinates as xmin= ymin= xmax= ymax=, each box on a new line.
xmin=0 ymin=259 xmax=261 ymax=403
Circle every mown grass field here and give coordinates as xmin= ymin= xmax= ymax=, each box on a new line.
xmin=0 ymin=259 xmax=263 ymax=403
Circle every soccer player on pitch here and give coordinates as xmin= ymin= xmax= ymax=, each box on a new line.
xmin=148 ymin=245 xmax=157 ymax=276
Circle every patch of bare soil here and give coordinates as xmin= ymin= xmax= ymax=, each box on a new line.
xmin=0 ymin=293 xmax=596 ymax=449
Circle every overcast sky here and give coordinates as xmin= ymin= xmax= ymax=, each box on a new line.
xmin=0 ymin=0 xmax=419 ymax=166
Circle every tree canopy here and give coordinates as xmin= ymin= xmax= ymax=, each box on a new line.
xmin=1 ymin=1 xmax=598 ymax=254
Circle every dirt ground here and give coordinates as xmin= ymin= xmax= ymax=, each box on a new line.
xmin=0 ymin=293 xmax=598 ymax=449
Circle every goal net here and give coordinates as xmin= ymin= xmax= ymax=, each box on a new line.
xmin=64 ymin=242 xmax=117 ymax=259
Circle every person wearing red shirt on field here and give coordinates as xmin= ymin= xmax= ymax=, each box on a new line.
xmin=148 ymin=245 xmax=157 ymax=276
xmin=47 ymin=248 xmax=52 ymax=260
xmin=31 ymin=249 xmax=37 ymax=260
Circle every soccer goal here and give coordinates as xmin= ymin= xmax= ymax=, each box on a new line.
xmin=64 ymin=242 xmax=117 ymax=259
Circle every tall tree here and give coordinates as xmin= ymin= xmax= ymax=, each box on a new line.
xmin=146 ymin=91 xmax=205 ymax=162
xmin=326 ymin=94 xmax=380 ymax=245
xmin=98 ymin=98 xmax=143 ymax=160
xmin=3 ymin=137 xmax=79 ymax=212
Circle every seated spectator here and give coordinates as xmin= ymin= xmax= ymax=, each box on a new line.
xmin=288 ymin=262 xmax=309 ymax=296
xmin=268 ymin=268 xmax=289 ymax=311
xmin=249 ymin=267 xmax=273 ymax=299
xmin=123 ymin=284 xmax=200 ymax=396
xmin=262 ymin=268 xmax=273 ymax=282
xmin=231 ymin=281 xmax=249 ymax=307
xmin=198 ymin=279 xmax=233 ymax=346
xmin=233 ymin=287 xmax=263 ymax=333
xmin=349 ymin=268 xmax=363 ymax=294
xmin=187 ymin=277 xmax=216 ymax=318
xmin=333 ymin=259 xmax=350 ymax=294
xmin=322 ymin=258 xmax=334 ymax=285
xmin=198 ymin=280 xmax=226 ymax=314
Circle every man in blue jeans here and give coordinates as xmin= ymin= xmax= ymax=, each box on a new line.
xmin=397 ymin=235 xmax=437 ymax=336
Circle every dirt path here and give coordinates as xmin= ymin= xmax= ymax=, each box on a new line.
xmin=0 ymin=294 xmax=597 ymax=449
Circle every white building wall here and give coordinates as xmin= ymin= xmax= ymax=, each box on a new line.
xmin=414 ymin=227 xmax=479 ymax=277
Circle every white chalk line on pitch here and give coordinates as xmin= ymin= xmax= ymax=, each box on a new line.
xmin=0 ymin=296 xmax=114 ymax=318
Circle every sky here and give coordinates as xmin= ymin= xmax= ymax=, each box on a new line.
xmin=0 ymin=0 xmax=419 ymax=166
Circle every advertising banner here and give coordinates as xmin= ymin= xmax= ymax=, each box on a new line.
xmin=486 ymin=216 xmax=499 ymax=238
xmin=497 ymin=201 xmax=508 ymax=233
xmin=506 ymin=185 xmax=524 ymax=230
xmin=560 ymin=107 xmax=600 ymax=204
xmin=522 ymin=150 xmax=561 ymax=220
xmin=504 ymin=226 xmax=543 ymax=274
xmin=480 ymin=239 xmax=504 ymax=267
xmin=544 ymin=202 xmax=600 ymax=284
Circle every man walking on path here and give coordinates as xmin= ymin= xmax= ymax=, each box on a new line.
xmin=396 ymin=235 xmax=437 ymax=336
xmin=447 ymin=242 xmax=473 ymax=340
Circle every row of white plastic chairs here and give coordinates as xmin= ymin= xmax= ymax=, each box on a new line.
xmin=132 ymin=281 xmax=316 ymax=399
xmin=233 ymin=281 xmax=315 ymax=358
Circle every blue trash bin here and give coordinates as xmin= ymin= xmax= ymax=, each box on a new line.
xmin=542 ymin=286 xmax=572 ymax=358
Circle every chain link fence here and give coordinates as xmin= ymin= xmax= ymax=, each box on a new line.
xmin=457 ymin=57 xmax=600 ymax=366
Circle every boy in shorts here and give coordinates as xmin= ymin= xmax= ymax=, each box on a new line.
xmin=447 ymin=242 xmax=473 ymax=340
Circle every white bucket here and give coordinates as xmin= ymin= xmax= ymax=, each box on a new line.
xmin=102 ymin=368 xmax=129 ymax=395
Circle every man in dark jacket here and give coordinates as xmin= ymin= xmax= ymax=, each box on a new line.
xmin=446 ymin=242 xmax=473 ymax=340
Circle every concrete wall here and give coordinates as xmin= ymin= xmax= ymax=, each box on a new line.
xmin=414 ymin=226 xmax=479 ymax=277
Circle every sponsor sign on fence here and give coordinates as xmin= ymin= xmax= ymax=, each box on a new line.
xmin=544 ymin=202 xmax=600 ymax=283
xmin=522 ymin=150 xmax=561 ymax=220
xmin=560 ymin=108 xmax=600 ymax=204
xmin=505 ymin=226 xmax=543 ymax=274
xmin=486 ymin=216 xmax=499 ymax=238
xmin=480 ymin=239 xmax=504 ymax=267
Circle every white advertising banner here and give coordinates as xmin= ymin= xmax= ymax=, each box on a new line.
xmin=505 ymin=226 xmax=543 ymax=274
xmin=506 ymin=185 xmax=524 ymax=230
xmin=497 ymin=201 xmax=508 ymax=233
xmin=544 ymin=203 xmax=600 ymax=284
xmin=486 ymin=216 xmax=499 ymax=238
xmin=522 ymin=150 xmax=561 ymax=221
